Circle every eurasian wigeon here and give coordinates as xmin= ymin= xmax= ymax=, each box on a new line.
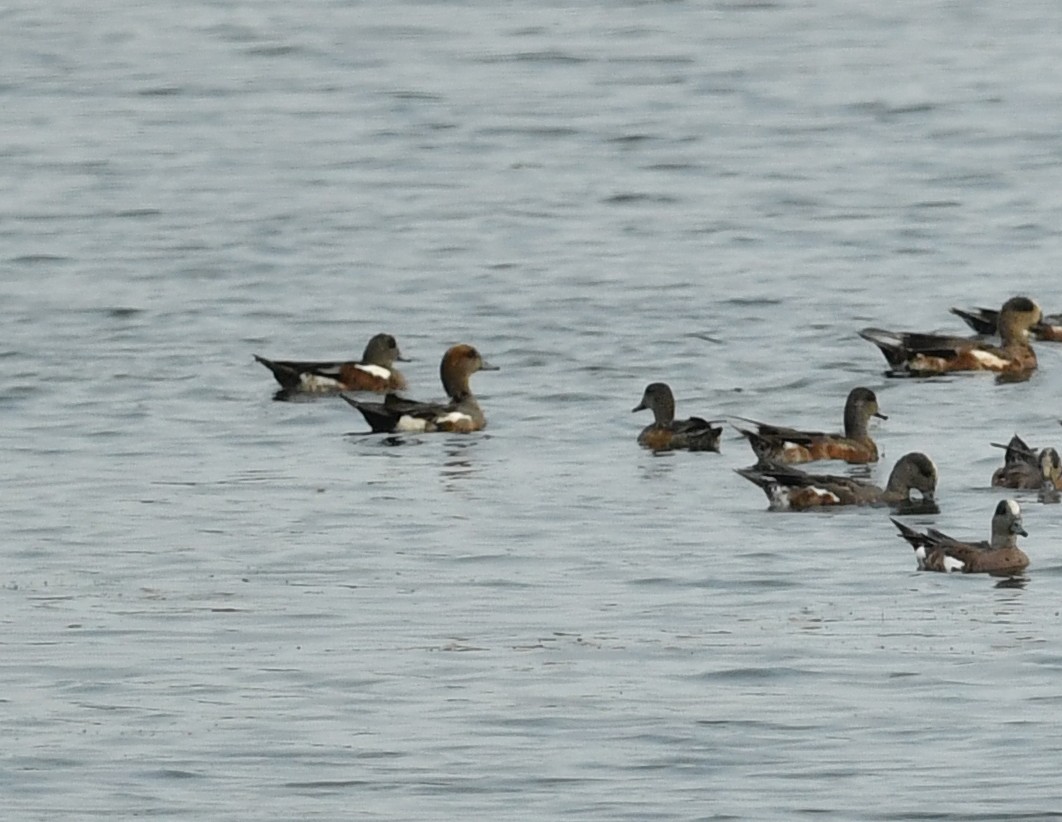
xmin=343 ymin=344 xmax=497 ymax=433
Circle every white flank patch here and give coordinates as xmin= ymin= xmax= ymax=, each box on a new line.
xmin=914 ymin=546 xmax=928 ymax=569
xmin=781 ymin=442 xmax=804 ymax=460
xmin=395 ymin=415 xmax=428 ymax=433
xmin=809 ymin=486 xmax=841 ymax=504
xmin=355 ymin=363 xmax=390 ymax=380
xmin=968 ymin=349 xmax=1009 ymax=370
xmin=438 ymin=411 xmax=473 ymax=426
xmin=942 ymin=556 xmax=965 ymax=573
xmin=299 ymin=374 xmax=341 ymax=391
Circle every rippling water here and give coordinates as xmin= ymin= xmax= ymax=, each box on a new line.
xmin=5 ymin=1 xmax=1062 ymax=819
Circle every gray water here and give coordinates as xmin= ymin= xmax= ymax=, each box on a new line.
xmin=5 ymin=1 xmax=1062 ymax=819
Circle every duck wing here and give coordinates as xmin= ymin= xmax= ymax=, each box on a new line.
xmin=672 ymin=417 xmax=722 ymax=451
xmin=950 ymin=307 xmax=999 ymax=335
xmin=858 ymin=328 xmax=976 ymax=365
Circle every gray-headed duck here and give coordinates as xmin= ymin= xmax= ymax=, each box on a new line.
xmin=255 ymin=333 xmax=408 ymax=396
xmin=734 ymin=387 xmax=886 ymax=464
xmin=632 ymin=382 xmax=722 ymax=452
xmin=860 ymin=296 xmax=1041 ymax=377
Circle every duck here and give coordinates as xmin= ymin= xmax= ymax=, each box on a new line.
xmin=735 ymin=452 xmax=937 ymax=511
xmin=632 ymin=383 xmax=722 ymax=452
xmin=255 ymin=333 xmax=408 ymax=395
xmin=859 ymin=296 xmax=1041 ymax=377
xmin=951 ymin=305 xmax=1062 ymax=342
xmin=342 ymin=344 xmax=497 ymax=433
xmin=990 ymin=434 xmax=1062 ymax=495
xmin=892 ymin=499 xmax=1029 ymax=576
xmin=733 ymin=387 xmax=885 ymax=464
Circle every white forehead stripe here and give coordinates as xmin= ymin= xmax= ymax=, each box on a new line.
xmin=1004 ymin=500 xmax=1021 ymax=517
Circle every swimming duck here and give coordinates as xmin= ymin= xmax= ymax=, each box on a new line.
xmin=990 ymin=435 xmax=1062 ymax=496
xmin=632 ymin=383 xmax=722 ymax=452
xmin=892 ymin=499 xmax=1029 ymax=575
xmin=951 ymin=305 xmax=1062 ymax=342
xmin=343 ymin=344 xmax=497 ymax=433
xmin=255 ymin=333 xmax=408 ymax=395
xmin=859 ymin=296 xmax=1041 ymax=377
xmin=735 ymin=452 xmax=937 ymax=510
xmin=733 ymin=386 xmax=885 ymax=464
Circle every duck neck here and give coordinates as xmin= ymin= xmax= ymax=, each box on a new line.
xmin=442 ymin=372 xmax=472 ymax=402
xmin=999 ymin=319 xmax=1029 ymax=348
xmin=652 ymin=394 xmax=675 ymax=425
xmin=990 ymin=524 xmax=1020 ymax=550
xmin=844 ymin=404 xmax=870 ymax=439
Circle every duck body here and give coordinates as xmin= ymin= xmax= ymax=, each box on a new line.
xmin=860 ymin=296 xmax=1041 ymax=377
xmin=735 ymin=387 xmax=885 ymax=465
xmin=892 ymin=499 xmax=1029 ymax=576
xmin=345 ymin=393 xmax=487 ymax=434
xmin=632 ymin=383 xmax=721 ymax=452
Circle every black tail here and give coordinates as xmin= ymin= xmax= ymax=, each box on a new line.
xmin=341 ymin=395 xmax=398 ymax=433
xmin=254 ymin=354 xmax=300 ymax=389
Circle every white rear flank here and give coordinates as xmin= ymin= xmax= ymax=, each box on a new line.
xmin=299 ymin=373 xmax=342 ymax=392
xmin=781 ymin=442 xmax=804 ymax=460
xmin=395 ymin=415 xmax=429 ymax=432
xmin=766 ymin=483 xmax=791 ymax=511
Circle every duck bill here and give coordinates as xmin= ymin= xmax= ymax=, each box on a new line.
xmin=875 ymin=412 xmax=889 ymax=420
xmin=632 ymin=402 xmax=647 ymax=413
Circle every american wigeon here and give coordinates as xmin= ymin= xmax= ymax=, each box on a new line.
xmin=255 ymin=333 xmax=408 ymax=395
xmin=734 ymin=387 xmax=885 ymax=464
xmin=859 ymin=296 xmax=1041 ymax=376
xmin=892 ymin=499 xmax=1029 ymax=576
xmin=990 ymin=435 xmax=1062 ymax=493
xmin=343 ymin=344 xmax=497 ymax=433
xmin=951 ymin=305 xmax=1062 ymax=342
xmin=632 ymin=383 xmax=722 ymax=452
xmin=735 ymin=452 xmax=937 ymax=511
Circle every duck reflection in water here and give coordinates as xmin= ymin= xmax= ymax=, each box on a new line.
xmin=440 ymin=438 xmax=483 ymax=486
